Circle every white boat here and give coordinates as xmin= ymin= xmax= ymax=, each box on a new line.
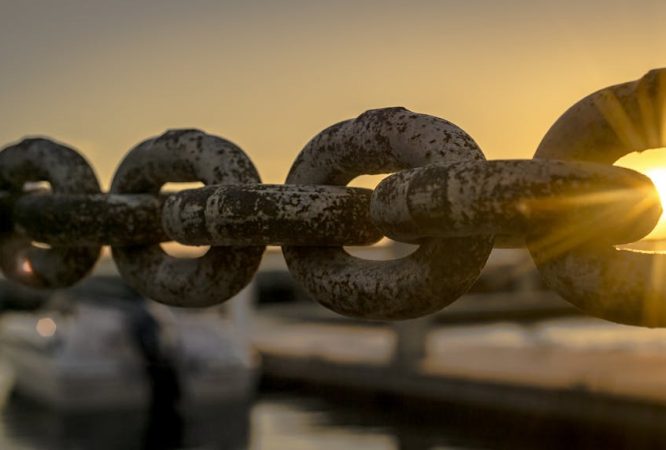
xmin=0 ymin=275 xmax=260 ymax=411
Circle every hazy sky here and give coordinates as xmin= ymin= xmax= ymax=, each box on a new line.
xmin=2 ymin=0 xmax=666 ymax=188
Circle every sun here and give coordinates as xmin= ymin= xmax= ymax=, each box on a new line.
xmin=616 ymin=149 xmax=666 ymax=241
xmin=642 ymin=167 xmax=666 ymax=239
xmin=645 ymin=168 xmax=666 ymax=203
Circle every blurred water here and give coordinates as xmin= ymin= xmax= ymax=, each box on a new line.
xmin=252 ymin=391 xmax=501 ymax=450
xmin=0 ymin=389 xmax=492 ymax=450
xmin=0 ymin=388 xmax=663 ymax=450
xmin=4 ymin=316 xmax=666 ymax=449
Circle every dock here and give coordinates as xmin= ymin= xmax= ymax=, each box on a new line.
xmin=250 ymin=301 xmax=666 ymax=431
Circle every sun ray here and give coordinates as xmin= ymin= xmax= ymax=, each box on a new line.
xmin=528 ymin=187 xmax=660 ymax=264
xmin=616 ymin=147 xmax=666 ymax=241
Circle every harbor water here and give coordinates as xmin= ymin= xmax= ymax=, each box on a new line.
xmin=0 ymin=386 xmax=664 ymax=450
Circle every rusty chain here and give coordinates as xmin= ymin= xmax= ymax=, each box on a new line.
xmin=0 ymin=69 xmax=665 ymax=326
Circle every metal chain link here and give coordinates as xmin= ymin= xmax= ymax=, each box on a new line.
xmin=0 ymin=139 xmax=102 ymax=288
xmin=531 ymin=68 xmax=666 ymax=327
xmin=0 ymin=70 xmax=664 ymax=326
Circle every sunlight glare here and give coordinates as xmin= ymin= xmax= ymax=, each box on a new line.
xmin=646 ymin=168 xmax=666 ymax=202
xmin=616 ymin=148 xmax=666 ymax=241
xmin=644 ymin=167 xmax=666 ymax=239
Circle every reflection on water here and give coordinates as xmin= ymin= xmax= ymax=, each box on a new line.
xmin=1 ymin=387 xmax=666 ymax=449
xmin=253 ymin=388 xmax=666 ymax=450
xmin=251 ymin=392 xmax=485 ymax=450
xmin=0 ymin=395 xmax=251 ymax=450
xmin=253 ymin=401 xmax=398 ymax=450
xmin=0 ymin=391 xmax=488 ymax=450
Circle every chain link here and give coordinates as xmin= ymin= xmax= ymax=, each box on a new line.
xmin=370 ymin=160 xmax=659 ymax=246
xmin=0 ymin=70 xmax=664 ymax=326
xmin=0 ymin=139 xmax=101 ymax=288
xmin=109 ymin=129 xmax=264 ymax=307
xmin=530 ymin=68 xmax=666 ymax=327
xmin=163 ymin=184 xmax=382 ymax=246
xmin=282 ymin=108 xmax=494 ymax=320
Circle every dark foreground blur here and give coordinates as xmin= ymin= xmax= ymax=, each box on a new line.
xmin=3 ymin=248 xmax=666 ymax=449
xmin=3 ymin=384 xmax=666 ymax=450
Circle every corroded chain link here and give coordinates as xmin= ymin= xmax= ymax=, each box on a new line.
xmin=0 ymin=69 xmax=664 ymax=326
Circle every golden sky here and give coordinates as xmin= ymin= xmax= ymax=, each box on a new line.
xmin=2 ymin=0 xmax=666 ymax=189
